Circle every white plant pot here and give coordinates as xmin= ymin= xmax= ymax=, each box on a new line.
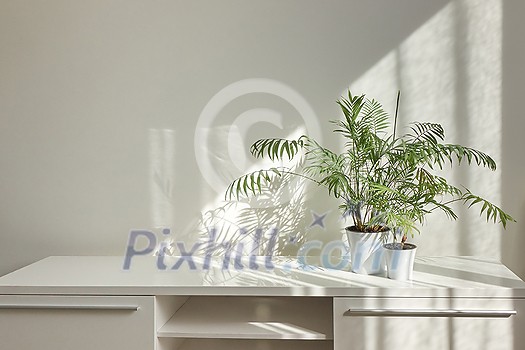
xmin=346 ymin=227 xmax=391 ymax=275
xmin=384 ymin=243 xmax=417 ymax=281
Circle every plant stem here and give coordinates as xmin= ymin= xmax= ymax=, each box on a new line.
xmin=275 ymin=168 xmax=323 ymax=186
xmin=393 ymin=90 xmax=400 ymax=140
xmin=426 ymin=197 xmax=462 ymax=213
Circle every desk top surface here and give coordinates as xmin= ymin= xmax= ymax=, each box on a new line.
xmin=0 ymin=256 xmax=524 ymax=298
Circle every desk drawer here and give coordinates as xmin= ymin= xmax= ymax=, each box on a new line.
xmin=0 ymin=295 xmax=155 ymax=350
xmin=334 ymin=297 xmax=524 ymax=350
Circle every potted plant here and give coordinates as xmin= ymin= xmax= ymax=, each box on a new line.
xmin=226 ymin=91 xmax=514 ymax=280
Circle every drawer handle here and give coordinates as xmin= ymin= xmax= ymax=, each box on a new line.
xmin=345 ymin=309 xmax=517 ymax=318
xmin=0 ymin=304 xmax=140 ymax=311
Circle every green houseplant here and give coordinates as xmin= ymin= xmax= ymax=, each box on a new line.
xmin=227 ymin=91 xmax=514 ymax=279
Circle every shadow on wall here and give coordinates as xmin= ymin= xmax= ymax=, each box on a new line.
xmin=151 ymin=120 xmax=329 ymax=258
xmin=195 ymin=170 xmax=311 ymax=258
xmin=156 ymin=169 xmax=317 ymax=260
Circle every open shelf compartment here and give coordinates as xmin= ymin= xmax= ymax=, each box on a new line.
xmin=157 ymin=296 xmax=333 ymax=340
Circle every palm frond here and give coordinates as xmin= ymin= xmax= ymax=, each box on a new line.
xmin=250 ymin=137 xmax=306 ymax=161
xmin=461 ymin=190 xmax=515 ymax=229
xmin=406 ymin=122 xmax=445 ymax=145
xmin=225 ymin=168 xmax=283 ymax=200
xmin=437 ymin=144 xmax=496 ymax=170
xmin=360 ymin=98 xmax=390 ymax=134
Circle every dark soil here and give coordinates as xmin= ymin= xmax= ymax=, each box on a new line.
xmin=384 ymin=243 xmax=417 ymax=250
xmin=345 ymin=225 xmax=390 ymax=233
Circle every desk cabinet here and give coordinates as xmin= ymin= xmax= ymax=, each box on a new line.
xmin=0 ymin=256 xmax=523 ymax=350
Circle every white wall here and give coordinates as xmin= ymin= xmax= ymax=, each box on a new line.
xmin=1 ymin=0 xmax=523 ymax=278
xmin=501 ymin=0 xmax=525 ymax=279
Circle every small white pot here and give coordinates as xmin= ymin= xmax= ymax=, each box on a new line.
xmin=383 ymin=243 xmax=417 ymax=281
xmin=346 ymin=227 xmax=391 ymax=275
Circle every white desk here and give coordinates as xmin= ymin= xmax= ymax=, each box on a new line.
xmin=0 ymin=256 xmax=524 ymax=349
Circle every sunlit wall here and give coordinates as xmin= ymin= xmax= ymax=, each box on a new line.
xmin=0 ymin=0 xmax=522 ymax=278
xmin=349 ymin=0 xmax=503 ymax=258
